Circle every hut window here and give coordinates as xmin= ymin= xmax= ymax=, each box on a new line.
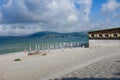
xmin=114 ymin=34 xmax=117 ymax=37
xmin=99 ymin=34 xmax=102 ymax=37
xmin=105 ymin=34 xmax=109 ymax=37
xmin=91 ymin=34 xmax=94 ymax=37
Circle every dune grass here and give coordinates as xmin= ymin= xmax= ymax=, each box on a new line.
xmin=14 ymin=58 xmax=21 ymax=61
xmin=42 ymin=53 xmax=47 ymax=56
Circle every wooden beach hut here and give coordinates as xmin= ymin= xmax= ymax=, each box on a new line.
xmin=88 ymin=28 xmax=120 ymax=47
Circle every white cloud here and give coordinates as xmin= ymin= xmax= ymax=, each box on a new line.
xmin=77 ymin=0 xmax=92 ymax=21
xmin=100 ymin=0 xmax=120 ymax=30
xmin=67 ymin=14 xmax=78 ymax=22
xmin=47 ymin=1 xmax=58 ymax=10
xmin=1 ymin=0 xmax=119 ymax=36
xmin=0 ymin=0 xmax=106 ymax=36
xmin=102 ymin=0 xmax=120 ymax=12
xmin=4 ymin=0 xmax=13 ymax=7
xmin=0 ymin=13 xmax=1 ymax=20
xmin=0 ymin=24 xmax=43 ymax=36
xmin=0 ymin=26 xmax=2 ymax=32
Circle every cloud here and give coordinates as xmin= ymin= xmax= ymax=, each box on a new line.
xmin=0 ymin=0 xmax=93 ymax=23
xmin=0 ymin=25 xmax=2 ymax=32
xmin=0 ymin=0 xmax=39 ymax=24
xmin=0 ymin=0 xmax=76 ymax=24
xmin=0 ymin=0 xmax=94 ymax=36
xmin=75 ymin=0 xmax=92 ymax=21
xmin=102 ymin=0 xmax=120 ymax=12
xmin=1 ymin=0 xmax=119 ymax=36
xmin=0 ymin=24 xmax=43 ymax=36
xmin=71 ymin=0 xmax=95 ymax=31
xmin=100 ymin=0 xmax=120 ymax=29
xmin=0 ymin=13 xmax=1 ymax=20
xmin=67 ymin=14 xmax=78 ymax=22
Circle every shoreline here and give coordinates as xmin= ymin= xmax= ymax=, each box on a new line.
xmin=0 ymin=46 xmax=87 ymax=57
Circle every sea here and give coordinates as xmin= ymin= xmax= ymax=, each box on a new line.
xmin=0 ymin=37 xmax=88 ymax=55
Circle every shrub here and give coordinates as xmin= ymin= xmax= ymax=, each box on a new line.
xmin=14 ymin=58 xmax=21 ymax=61
xmin=42 ymin=53 xmax=47 ymax=56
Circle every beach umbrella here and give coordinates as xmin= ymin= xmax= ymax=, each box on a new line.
xmin=50 ymin=43 xmax=52 ymax=49
xmin=29 ymin=46 xmax=32 ymax=52
xmin=35 ymin=44 xmax=38 ymax=51
xmin=83 ymin=45 xmax=85 ymax=48
xmin=70 ymin=43 xmax=73 ymax=47
xmin=40 ymin=44 xmax=42 ymax=50
xmin=72 ymin=43 xmax=74 ymax=47
xmin=58 ymin=43 xmax=60 ymax=48
xmin=53 ymin=44 xmax=56 ymax=49
xmin=56 ymin=43 xmax=58 ymax=49
xmin=60 ymin=43 xmax=62 ymax=48
xmin=42 ymin=44 xmax=44 ymax=50
xmin=77 ymin=42 xmax=79 ymax=47
xmin=39 ymin=44 xmax=41 ymax=50
xmin=63 ymin=43 xmax=66 ymax=48
xmin=45 ymin=43 xmax=47 ymax=50
xmin=37 ymin=44 xmax=39 ymax=50
xmin=43 ymin=44 xmax=45 ymax=50
xmin=47 ymin=43 xmax=49 ymax=50
xmin=49 ymin=43 xmax=51 ymax=49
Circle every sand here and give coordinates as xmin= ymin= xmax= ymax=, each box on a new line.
xmin=57 ymin=54 xmax=120 ymax=80
xmin=0 ymin=46 xmax=120 ymax=80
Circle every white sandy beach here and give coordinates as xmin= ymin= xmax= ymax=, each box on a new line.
xmin=58 ymin=52 xmax=120 ymax=80
xmin=0 ymin=46 xmax=120 ymax=80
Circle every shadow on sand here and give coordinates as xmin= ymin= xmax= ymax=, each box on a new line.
xmin=114 ymin=73 xmax=120 ymax=76
xmin=53 ymin=77 xmax=120 ymax=80
xmin=116 ymin=61 xmax=120 ymax=62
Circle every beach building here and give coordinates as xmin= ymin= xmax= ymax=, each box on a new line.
xmin=88 ymin=28 xmax=120 ymax=47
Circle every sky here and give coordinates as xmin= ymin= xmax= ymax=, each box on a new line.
xmin=0 ymin=0 xmax=120 ymax=36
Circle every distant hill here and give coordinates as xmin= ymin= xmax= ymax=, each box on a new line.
xmin=28 ymin=31 xmax=88 ymax=38
xmin=0 ymin=31 xmax=88 ymax=38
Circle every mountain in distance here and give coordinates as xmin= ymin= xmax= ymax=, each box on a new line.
xmin=0 ymin=31 xmax=88 ymax=38
xmin=28 ymin=31 xmax=88 ymax=38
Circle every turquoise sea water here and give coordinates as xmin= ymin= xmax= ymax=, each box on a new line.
xmin=0 ymin=37 xmax=88 ymax=55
